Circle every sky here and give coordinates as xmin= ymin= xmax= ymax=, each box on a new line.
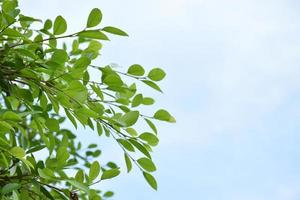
xmin=20 ymin=0 xmax=300 ymax=199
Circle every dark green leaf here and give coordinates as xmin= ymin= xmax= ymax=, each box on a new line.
xmin=1 ymin=183 xmax=21 ymax=194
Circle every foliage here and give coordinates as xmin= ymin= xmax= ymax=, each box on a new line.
xmin=0 ymin=0 xmax=175 ymax=199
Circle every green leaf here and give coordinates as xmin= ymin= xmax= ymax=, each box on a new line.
xmin=120 ymin=111 xmax=139 ymax=127
xmin=51 ymin=49 xmax=68 ymax=64
xmin=53 ymin=15 xmax=67 ymax=35
xmin=1 ymin=183 xmax=21 ymax=194
xmin=103 ymin=74 xmax=123 ymax=87
xmin=67 ymin=179 xmax=89 ymax=192
xmin=142 ymin=80 xmax=162 ymax=92
xmin=2 ymin=28 xmax=24 ymax=38
xmin=117 ymin=139 xmax=135 ymax=152
xmin=127 ymin=64 xmax=145 ymax=76
xmin=43 ymin=19 xmax=52 ymax=30
xmin=38 ymin=168 xmax=55 ymax=180
xmin=96 ymin=122 xmax=103 ymax=136
xmin=153 ymin=109 xmax=176 ymax=123
xmin=65 ymin=109 xmax=77 ymax=129
xmin=87 ymin=8 xmax=102 ymax=28
xmin=139 ymin=132 xmax=159 ymax=146
xmin=137 ymin=157 xmax=156 ymax=172
xmin=143 ymin=172 xmax=157 ymax=190
xmin=91 ymin=85 xmax=104 ymax=100
xmin=89 ymin=161 xmax=100 ymax=182
xmin=132 ymin=94 xmax=143 ymax=107
xmin=142 ymin=97 xmax=155 ymax=105
xmin=104 ymin=191 xmax=114 ymax=197
xmin=124 ymin=153 xmax=132 ymax=173
xmin=129 ymin=139 xmax=151 ymax=158
xmin=78 ymin=30 xmax=109 ymax=40
xmin=9 ymin=147 xmax=25 ymax=158
xmin=75 ymin=170 xmax=84 ymax=183
xmin=2 ymin=111 xmax=21 ymax=121
xmin=125 ymin=127 xmax=138 ymax=137
xmin=144 ymin=118 xmax=157 ymax=134
xmin=102 ymin=26 xmax=128 ymax=36
xmin=40 ymin=185 xmax=55 ymax=200
xmin=148 ymin=68 xmax=166 ymax=81
xmin=101 ymin=168 xmax=120 ymax=180
xmin=56 ymin=146 xmax=69 ymax=167
xmin=26 ymin=145 xmax=46 ymax=154
xmin=0 ymin=121 xmax=13 ymax=132
xmin=45 ymin=118 xmax=60 ymax=132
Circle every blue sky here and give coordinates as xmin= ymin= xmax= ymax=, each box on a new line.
xmin=21 ymin=0 xmax=300 ymax=199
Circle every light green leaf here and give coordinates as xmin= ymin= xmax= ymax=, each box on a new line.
xmin=153 ymin=109 xmax=176 ymax=123
xmin=117 ymin=139 xmax=135 ymax=152
xmin=78 ymin=30 xmax=109 ymax=40
xmin=148 ymin=68 xmax=166 ymax=81
xmin=2 ymin=111 xmax=21 ymax=121
xmin=87 ymin=8 xmax=102 ymax=28
xmin=53 ymin=15 xmax=67 ymax=35
xmin=102 ymin=26 xmax=128 ymax=36
xmin=143 ymin=172 xmax=157 ymax=190
xmin=101 ymin=168 xmax=120 ymax=180
xmin=56 ymin=146 xmax=69 ymax=167
xmin=89 ymin=161 xmax=101 ymax=182
xmin=144 ymin=118 xmax=157 ymax=134
xmin=132 ymin=94 xmax=143 ymax=107
xmin=45 ymin=118 xmax=60 ymax=132
xmin=51 ymin=49 xmax=68 ymax=64
xmin=124 ymin=153 xmax=132 ymax=173
xmin=142 ymin=97 xmax=155 ymax=105
xmin=139 ymin=132 xmax=159 ymax=146
xmin=142 ymin=80 xmax=162 ymax=92
xmin=9 ymin=147 xmax=25 ymax=158
xmin=2 ymin=28 xmax=24 ymax=38
xmin=127 ymin=64 xmax=145 ymax=76
xmin=125 ymin=127 xmax=138 ymax=137
xmin=137 ymin=157 xmax=156 ymax=172
xmin=120 ymin=111 xmax=139 ymax=127
xmin=38 ymin=168 xmax=55 ymax=180
xmin=129 ymin=139 xmax=151 ymax=158
xmin=67 ymin=179 xmax=89 ymax=192
xmin=0 ymin=121 xmax=13 ymax=132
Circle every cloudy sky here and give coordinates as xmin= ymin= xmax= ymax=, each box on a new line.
xmin=21 ymin=0 xmax=300 ymax=199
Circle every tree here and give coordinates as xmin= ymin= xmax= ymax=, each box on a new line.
xmin=0 ymin=0 xmax=175 ymax=199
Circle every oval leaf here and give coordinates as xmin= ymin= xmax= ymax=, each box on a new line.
xmin=87 ymin=8 xmax=102 ymax=28
xmin=137 ymin=157 xmax=156 ymax=172
xmin=53 ymin=15 xmax=67 ymax=35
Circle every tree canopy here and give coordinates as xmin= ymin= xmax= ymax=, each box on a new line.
xmin=0 ymin=0 xmax=175 ymax=199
